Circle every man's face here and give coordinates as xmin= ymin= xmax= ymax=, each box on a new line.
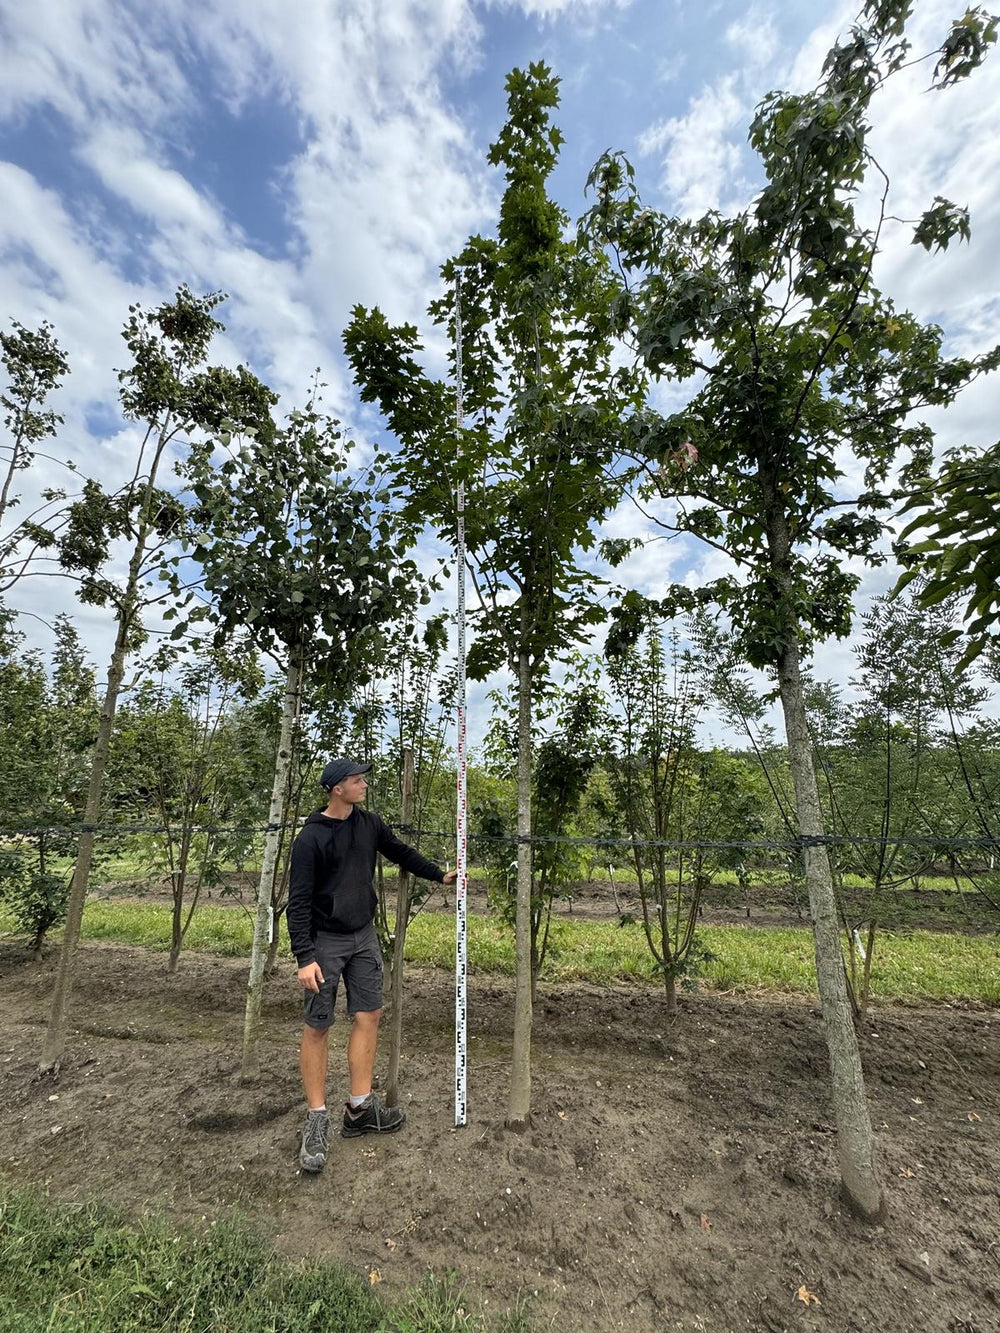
xmin=334 ymin=773 xmax=368 ymax=804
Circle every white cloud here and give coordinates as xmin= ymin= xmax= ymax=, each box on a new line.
xmin=638 ymin=76 xmax=747 ymax=216
xmin=487 ymin=0 xmax=631 ymax=16
xmin=725 ymin=6 xmax=779 ymax=70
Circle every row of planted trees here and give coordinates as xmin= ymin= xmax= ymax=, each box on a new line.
xmin=2 ymin=1 xmax=999 ymax=1219
xmin=345 ymin=3 xmax=1000 ymax=1221
xmin=5 ymin=587 xmax=996 ymax=960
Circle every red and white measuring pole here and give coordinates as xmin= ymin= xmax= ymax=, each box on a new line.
xmin=454 ymin=278 xmax=468 ymax=1128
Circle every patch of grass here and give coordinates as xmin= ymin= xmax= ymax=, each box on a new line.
xmin=0 ymin=1190 xmax=529 ymax=1333
xmin=0 ymin=1190 xmax=380 ymax=1332
xmin=4 ymin=900 xmax=997 ymax=1004
xmin=77 ymin=901 xmax=256 ymax=956
xmin=404 ymin=913 xmax=1000 ymax=1003
xmin=381 ymin=1274 xmax=530 ymax=1333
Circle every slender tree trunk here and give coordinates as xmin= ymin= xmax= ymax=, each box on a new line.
xmin=39 ymin=598 xmax=135 ymax=1072
xmin=30 ymin=834 xmax=48 ymax=960
xmin=167 ymin=828 xmax=192 ymax=974
xmin=265 ymin=919 xmax=283 ymax=976
xmin=384 ymin=747 xmax=415 ymax=1108
xmin=507 ymin=648 xmax=533 ymax=1128
xmin=776 ymin=631 xmax=885 ymax=1221
xmin=241 ymin=650 xmax=302 ymax=1082
xmin=0 ymin=420 xmax=29 ymax=530
xmin=665 ymin=971 xmax=677 ymax=1018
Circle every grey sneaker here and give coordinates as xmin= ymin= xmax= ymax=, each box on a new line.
xmin=341 ymin=1093 xmax=406 ymax=1138
xmin=299 ymin=1109 xmax=330 ymax=1172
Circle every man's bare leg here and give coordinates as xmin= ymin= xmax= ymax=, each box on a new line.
xmin=341 ymin=1007 xmax=404 ymax=1136
xmin=300 ymin=1025 xmax=330 ymax=1109
xmin=347 ymin=1008 xmax=381 ymax=1097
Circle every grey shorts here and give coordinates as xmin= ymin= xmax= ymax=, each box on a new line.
xmin=302 ymin=923 xmax=384 ymax=1030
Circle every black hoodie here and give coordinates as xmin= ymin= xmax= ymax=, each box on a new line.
xmin=286 ymin=807 xmax=445 ymax=967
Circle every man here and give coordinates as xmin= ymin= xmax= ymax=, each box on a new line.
xmin=287 ymin=756 xmax=457 ymax=1173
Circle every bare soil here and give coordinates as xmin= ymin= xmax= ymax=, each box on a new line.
xmin=1 ymin=940 xmax=998 ymax=1333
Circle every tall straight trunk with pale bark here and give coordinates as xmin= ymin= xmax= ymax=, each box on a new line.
xmin=767 ymin=502 xmax=884 ymax=1221
xmin=507 ymin=646 xmax=533 ymax=1128
xmin=241 ymin=650 xmax=302 ymax=1081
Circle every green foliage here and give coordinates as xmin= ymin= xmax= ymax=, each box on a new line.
xmin=0 ymin=317 xmax=70 ymax=581
xmin=896 ymin=441 xmax=1000 ymax=666
xmin=581 ymin=7 xmax=999 ymax=672
xmin=346 ymin=62 xmax=647 ymax=681
xmin=0 ymin=841 xmax=71 ymax=952
xmin=480 ymin=662 xmax=605 ymax=980
xmin=0 ymin=319 xmax=68 ymax=450
xmin=0 ymin=615 xmax=100 ymax=950
xmin=603 ymin=625 xmax=766 ymax=999
xmin=57 ymin=289 xmax=277 ymax=620
xmin=178 ymin=392 xmax=423 ymax=681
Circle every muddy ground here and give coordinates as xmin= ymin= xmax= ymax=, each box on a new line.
xmin=0 ymin=939 xmax=998 ymax=1332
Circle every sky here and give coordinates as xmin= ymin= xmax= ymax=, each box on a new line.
xmin=1 ymin=0 xmax=998 ymax=749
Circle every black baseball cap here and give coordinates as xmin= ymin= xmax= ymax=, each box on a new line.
xmin=320 ymin=757 xmax=372 ymax=791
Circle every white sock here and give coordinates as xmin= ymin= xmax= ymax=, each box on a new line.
xmin=348 ymin=1092 xmax=370 ymax=1109
xmin=308 ymin=1105 xmax=327 ymax=1114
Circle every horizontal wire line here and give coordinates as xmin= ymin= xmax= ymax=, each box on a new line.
xmin=0 ymin=824 xmax=997 ymax=853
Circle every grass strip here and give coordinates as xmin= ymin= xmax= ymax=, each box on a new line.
xmin=3 ymin=900 xmax=996 ymax=1004
xmin=49 ymin=853 xmax=990 ymax=895
xmin=0 ymin=1189 xmax=529 ymax=1333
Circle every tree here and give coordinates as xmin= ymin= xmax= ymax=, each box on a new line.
xmin=345 ymin=63 xmax=645 ymax=1126
xmin=376 ymin=617 xmax=455 ymax=1108
xmin=483 ymin=660 xmax=604 ymax=1002
xmin=580 ymin=4 xmax=999 ymax=1217
xmin=179 ymin=392 xmax=427 ymax=1080
xmin=833 ymin=595 xmax=981 ymax=1010
xmin=605 ymin=626 xmax=764 ymax=1015
xmin=0 ymin=612 xmax=100 ymax=956
xmin=39 ymin=288 xmax=277 ymax=1073
xmin=0 ymin=318 xmax=71 ymax=594
xmin=108 ymin=641 xmax=266 ymax=972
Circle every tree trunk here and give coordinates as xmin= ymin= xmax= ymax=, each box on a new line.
xmin=168 ymin=867 xmax=183 ymax=975
xmin=776 ymin=631 xmax=885 ymax=1221
xmin=39 ymin=595 xmax=136 ymax=1072
xmin=665 ymin=970 xmax=677 ymax=1018
xmin=506 ymin=648 xmax=533 ymax=1128
xmin=265 ymin=925 xmax=282 ymax=976
xmin=384 ymin=747 xmax=415 ymax=1108
xmin=241 ymin=650 xmax=302 ymax=1082
xmin=167 ymin=828 xmax=191 ymax=975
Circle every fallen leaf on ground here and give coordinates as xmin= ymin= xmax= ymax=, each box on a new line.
xmin=369 ymin=1269 xmax=383 ymax=1286
xmin=699 ymin=1213 xmax=712 ymax=1233
xmin=385 ymin=1237 xmax=397 ymax=1250
xmin=557 ymin=1111 xmax=567 ymax=1120
xmin=898 ymin=1167 xmax=916 ymax=1178
xmin=910 ymin=1097 xmax=924 ymax=1105
xmin=967 ymin=1112 xmax=981 ymax=1122
xmin=795 ymin=1285 xmax=821 ymax=1307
